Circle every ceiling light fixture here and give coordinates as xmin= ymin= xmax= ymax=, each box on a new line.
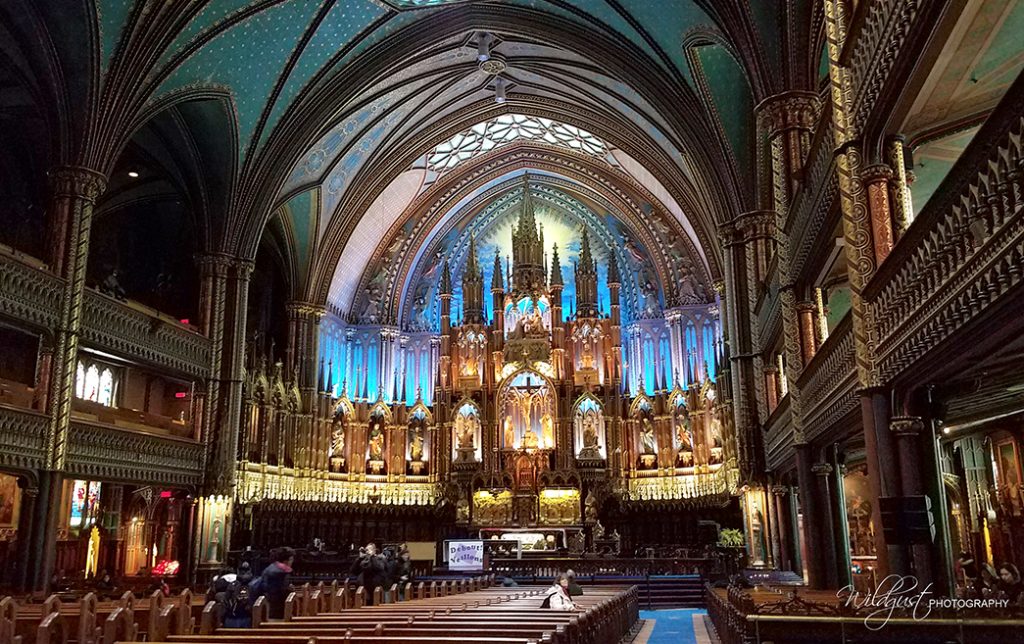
xmin=494 ymin=77 xmax=506 ymax=104
xmin=127 ymin=171 xmax=140 ymax=178
xmin=477 ymin=32 xmax=493 ymax=62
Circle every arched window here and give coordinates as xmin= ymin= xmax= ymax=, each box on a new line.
xmin=703 ymin=321 xmax=717 ymax=381
xmin=642 ymin=334 xmax=655 ymax=394
xmin=72 ymin=358 xmax=122 ymax=408
xmin=684 ymin=322 xmax=698 ymax=385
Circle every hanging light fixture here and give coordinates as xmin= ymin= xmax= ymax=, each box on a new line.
xmin=477 ymin=32 xmax=493 ymax=62
xmin=494 ymin=77 xmax=506 ymax=104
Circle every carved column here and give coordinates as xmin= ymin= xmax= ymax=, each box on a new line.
xmin=758 ymin=91 xmax=820 ymax=466
xmin=885 ymin=135 xmax=915 ymax=236
xmin=796 ymin=302 xmax=818 ymax=365
xmin=718 ymin=222 xmax=764 ymax=484
xmin=862 ymin=164 xmax=896 ymax=264
xmin=287 ymin=301 xmax=325 ymax=470
xmin=824 ymin=0 xmax=899 ymax=582
xmin=208 ymin=258 xmax=253 ymax=495
xmin=764 ymin=366 xmax=779 ymax=414
xmin=29 ymin=166 xmax=107 ymax=591
xmin=15 ymin=484 xmax=39 ymax=591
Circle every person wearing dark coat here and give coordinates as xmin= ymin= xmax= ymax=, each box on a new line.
xmin=260 ymin=547 xmax=295 ymax=619
xmin=349 ymin=543 xmax=387 ymax=605
xmin=565 ymin=569 xmax=584 ymax=596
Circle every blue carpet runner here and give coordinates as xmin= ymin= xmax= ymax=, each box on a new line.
xmin=639 ymin=608 xmax=707 ymax=644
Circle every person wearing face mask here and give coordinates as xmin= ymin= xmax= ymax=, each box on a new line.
xmin=540 ymin=573 xmax=581 ymax=611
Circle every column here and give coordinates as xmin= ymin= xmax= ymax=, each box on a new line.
xmin=796 ymin=302 xmax=818 ymax=365
xmin=891 ymin=416 xmax=933 ymax=585
xmin=885 ymin=136 xmax=915 ymax=236
xmin=862 ymin=164 xmax=896 ymax=265
xmin=813 ymin=461 xmax=840 ymax=588
xmin=30 ymin=166 xmax=107 ymax=591
xmin=795 ymin=444 xmax=825 ymax=587
xmin=771 ymin=484 xmax=793 ymax=571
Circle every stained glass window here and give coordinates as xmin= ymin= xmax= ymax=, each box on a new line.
xmin=75 ymin=359 xmax=120 ymax=407
xmin=427 ymin=114 xmax=607 ymax=174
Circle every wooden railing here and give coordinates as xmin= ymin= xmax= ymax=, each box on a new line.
xmin=489 ymin=556 xmax=713 ymax=579
xmin=0 ymin=250 xmax=212 ymax=381
xmin=864 ymin=72 xmax=1024 ymax=383
xmin=796 ymin=313 xmax=858 ymax=442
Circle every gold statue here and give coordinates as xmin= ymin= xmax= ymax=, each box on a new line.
xmin=541 ymin=414 xmax=554 ymax=448
xmin=504 ymin=416 xmax=516 ymax=448
xmin=410 ymin=431 xmax=424 ymax=461
xmin=368 ymin=421 xmax=385 ymax=461
xmin=640 ymin=418 xmax=656 ymax=455
xmin=522 ymin=426 xmax=539 ymax=449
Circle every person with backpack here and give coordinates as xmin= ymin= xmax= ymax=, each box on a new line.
xmin=251 ymin=547 xmax=294 ymax=619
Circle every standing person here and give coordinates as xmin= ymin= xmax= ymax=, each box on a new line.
xmin=565 ymin=569 xmax=583 ymax=596
xmin=349 ymin=543 xmax=386 ymax=605
xmin=256 ymin=547 xmax=295 ymax=619
xmin=540 ymin=573 xmax=580 ymax=611
xmin=397 ymin=550 xmax=414 ymax=597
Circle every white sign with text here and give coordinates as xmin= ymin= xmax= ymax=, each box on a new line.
xmin=447 ymin=540 xmax=484 ymax=571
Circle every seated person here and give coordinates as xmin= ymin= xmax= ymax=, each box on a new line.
xmin=566 ymin=569 xmax=583 ymax=596
xmin=541 ymin=573 xmax=581 ymax=611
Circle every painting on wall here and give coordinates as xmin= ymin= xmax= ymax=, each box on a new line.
xmin=0 ymin=473 xmax=21 ymax=528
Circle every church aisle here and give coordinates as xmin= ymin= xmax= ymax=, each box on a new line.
xmin=638 ymin=609 xmax=711 ymax=644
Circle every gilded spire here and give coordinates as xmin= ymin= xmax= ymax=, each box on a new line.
xmin=579 ymin=226 xmax=594 ymax=267
xmin=466 ymin=234 xmax=481 ymax=277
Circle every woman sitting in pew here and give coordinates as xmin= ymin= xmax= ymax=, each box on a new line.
xmin=540 ymin=574 xmax=581 ymax=611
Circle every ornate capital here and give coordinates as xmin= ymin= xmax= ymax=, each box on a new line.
xmin=812 ymin=462 xmax=834 ymax=477
xmin=756 ymin=91 xmax=821 ymax=138
xmin=735 ymin=210 xmax=776 ymax=241
xmin=770 ymin=484 xmax=789 ymax=496
xmin=287 ymin=301 xmax=327 ymax=319
xmin=861 ymin=163 xmax=895 ymax=185
xmin=196 ymin=253 xmax=234 ymax=276
xmin=890 ymin=415 xmax=925 ymax=437
xmin=48 ymin=166 xmax=107 ymax=202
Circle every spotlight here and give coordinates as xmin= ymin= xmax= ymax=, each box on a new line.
xmin=477 ymin=32 xmax=492 ymax=62
xmin=495 ymin=77 xmax=506 ymax=104
xmin=127 ymin=170 xmax=139 ymax=178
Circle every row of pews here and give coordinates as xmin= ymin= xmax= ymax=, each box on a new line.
xmin=198 ymin=575 xmax=639 ymax=644
xmin=2 ymin=577 xmax=639 ymax=644
xmin=706 ymin=582 xmax=1024 ymax=643
xmin=0 ymin=590 xmax=205 ymax=644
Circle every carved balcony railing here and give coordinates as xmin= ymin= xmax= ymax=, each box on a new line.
xmin=0 ymin=248 xmax=63 ymax=330
xmin=0 ymin=404 xmax=48 ymax=471
xmin=797 ymin=313 xmax=858 ymax=442
xmin=763 ymin=396 xmax=793 ymax=471
xmin=843 ymin=0 xmax=944 ymax=135
xmin=865 ymin=75 xmax=1024 ymax=383
xmin=785 ymin=116 xmax=838 ymax=280
xmin=81 ymin=290 xmax=211 ymax=380
xmin=67 ymin=420 xmax=204 ymax=488
xmin=0 ymin=250 xmax=212 ymax=380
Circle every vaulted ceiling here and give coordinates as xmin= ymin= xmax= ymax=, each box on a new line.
xmin=0 ymin=0 xmax=822 ymax=318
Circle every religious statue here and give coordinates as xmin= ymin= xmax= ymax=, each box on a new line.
xmin=461 ymin=352 xmax=478 ymax=376
xmin=584 ymin=490 xmax=598 ymax=524
xmin=330 ymin=416 xmax=345 ymax=457
xmin=583 ymin=416 xmax=599 ymax=449
xmin=593 ymin=519 xmax=606 ymax=539
xmin=457 ymin=412 xmax=478 ymax=450
xmin=676 ymin=409 xmax=693 ymax=452
xmin=504 ymin=416 xmax=515 ymax=448
xmin=640 ymin=418 xmax=656 ymax=455
xmin=409 ymin=430 xmax=424 ymax=461
xmin=368 ymin=421 xmax=385 ymax=461
xmin=456 ymin=494 xmax=470 ymax=524
xmin=522 ymin=426 xmax=540 ymax=449
xmin=523 ymin=306 xmax=545 ymax=336
xmin=541 ymin=414 xmax=554 ymax=448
